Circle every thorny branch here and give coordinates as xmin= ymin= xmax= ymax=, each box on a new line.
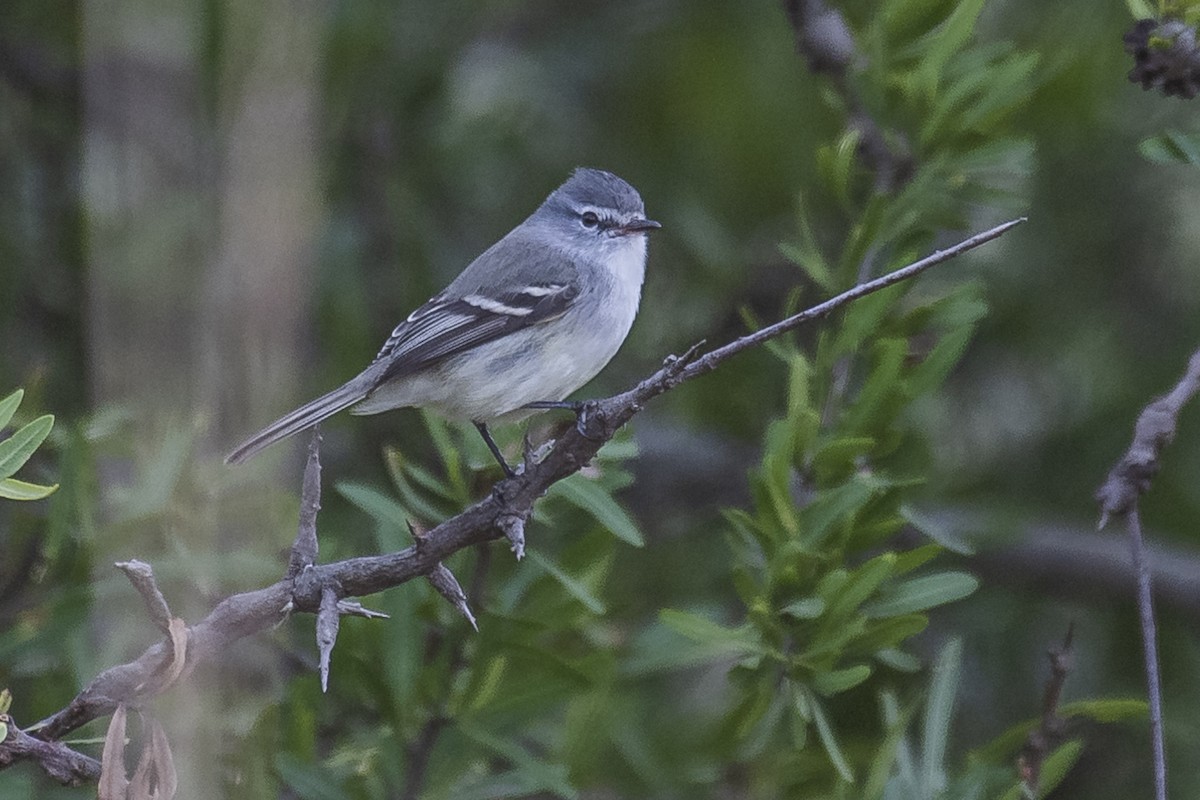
xmin=0 ymin=219 xmax=1023 ymax=785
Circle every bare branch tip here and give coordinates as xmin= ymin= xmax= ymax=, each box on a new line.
xmin=316 ymin=587 xmax=341 ymax=694
xmin=336 ymin=599 xmax=390 ymax=620
xmin=427 ymin=564 xmax=479 ymax=630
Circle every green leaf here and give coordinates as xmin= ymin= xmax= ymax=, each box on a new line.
xmin=335 ymin=482 xmax=410 ymax=552
xmin=1139 ymin=130 xmax=1200 ymax=166
xmin=274 ymin=751 xmax=351 ymax=800
xmin=825 ymin=553 xmax=897 ymax=619
xmin=459 ymin=722 xmax=579 ymax=798
xmin=781 ymin=596 xmax=825 ymax=619
xmin=863 ymin=571 xmax=978 ymax=617
xmin=800 ymin=474 xmax=884 ymax=549
xmin=997 ymin=740 xmax=1084 ymax=800
xmin=1123 ymin=0 xmax=1155 ymax=17
xmin=659 ymin=609 xmax=759 ymax=654
xmin=811 ymin=664 xmax=873 ymax=696
xmin=920 ymin=0 xmax=986 ymax=91
xmin=853 ymin=614 xmax=929 ymax=654
xmin=548 ymin=474 xmax=643 ymax=547
xmin=0 ymin=389 xmax=22 ymax=431
xmin=875 ymin=648 xmax=921 ymax=672
xmin=0 ymin=477 xmax=59 ymax=501
xmin=972 ymin=698 xmax=1146 ymax=763
xmin=806 ymin=689 xmax=855 ymax=783
xmin=625 ymin=617 xmax=753 ymax=674
xmin=901 ymin=506 xmax=974 ymax=555
xmin=0 ymin=414 xmax=53 ymax=480
xmin=863 ymin=690 xmax=918 ymax=800
xmin=811 ymin=436 xmax=876 ymax=481
xmin=528 ymin=550 xmax=606 ymax=614
xmin=0 ymin=687 xmax=10 ymax=714
xmin=921 ymin=638 xmax=962 ymax=796
xmin=906 ymin=327 xmax=974 ymax=397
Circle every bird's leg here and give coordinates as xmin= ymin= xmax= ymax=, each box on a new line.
xmin=523 ymin=401 xmax=581 ymax=411
xmin=473 ymin=421 xmax=516 ymax=478
xmin=523 ymin=400 xmax=602 ymax=441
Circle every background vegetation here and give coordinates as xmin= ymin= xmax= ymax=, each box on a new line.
xmin=2 ymin=0 xmax=1199 ymax=797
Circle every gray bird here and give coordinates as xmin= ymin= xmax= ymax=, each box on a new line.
xmin=226 ymin=168 xmax=660 ymax=474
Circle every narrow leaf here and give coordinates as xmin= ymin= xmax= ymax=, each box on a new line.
xmin=1139 ymin=130 xmax=1200 ymax=166
xmin=1123 ymin=0 xmax=1155 ymax=17
xmin=972 ymin=698 xmax=1146 ymax=763
xmin=528 ymin=550 xmax=606 ymax=614
xmin=548 ymin=474 xmax=643 ymax=546
xmin=781 ymin=597 xmax=825 ymax=619
xmin=997 ymin=740 xmax=1084 ymax=800
xmin=660 ymin=609 xmax=759 ymax=651
xmin=0 ymin=477 xmax=59 ymax=501
xmin=863 ymin=571 xmax=979 ymax=617
xmin=0 ymin=389 xmax=22 ymax=431
xmin=812 ymin=664 xmax=873 ymax=696
xmin=0 ymin=414 xmax=54 ymax=480
xmin=335 ymin=482 xmax=410 ymax=552
xmin=808 ymin=690 xmax=855 ymax=783
xmin=921 ymin=638 xmax=962 ymax=796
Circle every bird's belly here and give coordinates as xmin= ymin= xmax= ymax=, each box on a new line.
xmin=352 ymin=306 xmax=632 ymax=422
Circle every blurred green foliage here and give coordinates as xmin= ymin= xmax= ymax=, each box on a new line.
xmin=2 ymin=0 xmax=1200 ymax=798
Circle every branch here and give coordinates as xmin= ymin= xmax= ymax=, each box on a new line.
xmin=5 ymin=220 xmax=1023 ymax=781
xmin=782 ymin=0 xmax=913 ymax=191
xmin=1017 ymin=625 xmax=1074 ymax=796
xmin=0 ymin=720 xmax=101 ymax=786
xmin=1093 ymin=347 xmax=1200 ymax=800
xmin=1096 ymin=348 xmax=1200 ymax=526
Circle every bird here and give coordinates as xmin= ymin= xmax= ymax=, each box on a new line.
xmin=226 ymin=167 xmax=660 ymax=476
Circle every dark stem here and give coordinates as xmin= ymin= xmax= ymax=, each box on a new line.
xmin=1128 ymin=508 xmax=1167 ymax=800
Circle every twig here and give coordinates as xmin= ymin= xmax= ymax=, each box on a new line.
xmin=113 ymin=560 xmax=172 ymax=635
xmin=5 ymin=220 xmax=1022 ymax=782
xmin=666 ymin=219 xmax=1025 ymax=391
xmin=1127 ymin=508 xmax=1166 ymax=800
xmin=287 ymin=427 xmax=322 ymax=578
xmin=1017 ymin=624 xmax=1074 ymax=796
xmin=0 ymin=719 xmax=101 ymax=785
xmin=1093 ymin=347 xmax=1200 ymax=800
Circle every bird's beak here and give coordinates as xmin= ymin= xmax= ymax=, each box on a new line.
xmin=614 ymin=217 xmax=662 ymax=236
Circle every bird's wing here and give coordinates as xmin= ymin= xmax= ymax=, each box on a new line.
xmin=373 ymin=281 xmax=580 ymax=383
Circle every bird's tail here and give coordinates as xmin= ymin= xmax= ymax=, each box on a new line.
xmin=225 ymin=378 xmax=372 ymax=465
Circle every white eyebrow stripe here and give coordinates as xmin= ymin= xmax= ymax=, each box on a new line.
xmin=518 ymin=284 xmax=565 ymax=297
xmin=462 ymin=294 xmax=534 ymax=316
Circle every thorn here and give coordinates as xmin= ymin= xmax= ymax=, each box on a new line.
xmin=663 ymin=339 xmax=706 ymax=371
xmin=316 ymin=587 xmax=340 ymax=693
xmin=427 ymin=564 xmax=479 ymax=631
xmin=336 ymin=599 xmax=390 ymax=620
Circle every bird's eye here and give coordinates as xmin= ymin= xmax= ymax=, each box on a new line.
xmin=580 ymin=211 xmax=600 ymax=228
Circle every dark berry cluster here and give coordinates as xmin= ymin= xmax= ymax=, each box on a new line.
xmin=1125 ymin=18 xmax=1200 ymax=99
